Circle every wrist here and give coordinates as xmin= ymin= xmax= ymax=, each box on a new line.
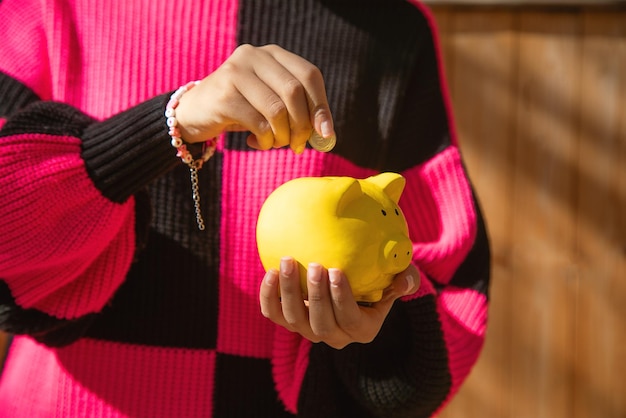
xmin=165 ymin=81 xmax=216 ymax=167
xmin=164 ymin=81 xmax=218 ymax=230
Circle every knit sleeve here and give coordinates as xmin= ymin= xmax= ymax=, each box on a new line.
xmin=0 ymin=100 xmax=134 ymax=342
xmin=0 ymin=81 xmax=185 ymax=348
xmin=0 ymin=0 xmax=182 ymax=345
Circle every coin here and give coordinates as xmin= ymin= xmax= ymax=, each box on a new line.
xmin=308 ymin=130 xmax=336 ymax=152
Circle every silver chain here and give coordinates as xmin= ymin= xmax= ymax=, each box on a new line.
xmin=188 ymin=163 xmax=205 ymax=231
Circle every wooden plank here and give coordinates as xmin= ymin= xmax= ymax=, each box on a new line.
xmin=574 ymin=11 xmax=626 ymax=418
xmin=434 ymin=9 xmax=517 ymax=418
xmin=429 ymin=8 xmax=626 ymax=418
xmin=430 ymin=7 xmax=455 ymax=84
xmin=509 ymin=11 xmax=582 ymax=418
xmin=0 ymin=331 xmax=9 ymax=370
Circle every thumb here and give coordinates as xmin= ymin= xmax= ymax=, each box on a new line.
xmin=393 ymin=264 xmax=420 ymax=297
xmin=370 ymin=264 xmax=420 ymax=315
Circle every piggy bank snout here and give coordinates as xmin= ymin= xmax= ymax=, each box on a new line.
xmin=382 ymin=235 xmax=413 ymax=272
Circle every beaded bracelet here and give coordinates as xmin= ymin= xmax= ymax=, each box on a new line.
xmin=165 ymin=81 xmax=217 ymax=231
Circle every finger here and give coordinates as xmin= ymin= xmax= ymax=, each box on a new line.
xmin=386 ymin=263 xmax=421 ymax=300
xmin=329 ymin=269 xmax=394 ymax=344
xmin=280 ymin=78 xmax=312 ymax=154
xmin=327 ymin=269 xmax=364 ymax=335
xmin=277 ymin=257 xmax=310 ymax=330
xmin=251 ymin=62 xmax=312 ymax=152
xmin=364 ymin=265 xmax=421 ymax=327
xmin=230 ymin=70 xmax=287 ymax=150
xmin=238 ymin=46 xmax=312 ymax=150
xmin=259 ymin=268 xmax=288 ymax=327
xmin=306 ymin=263 xmax=341 ymax=339
xmin=262 ymin=45 xmax=336 ymax=145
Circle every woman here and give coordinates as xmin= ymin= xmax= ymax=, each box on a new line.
xmin=0 ymin=0 xmax=490 ymax=416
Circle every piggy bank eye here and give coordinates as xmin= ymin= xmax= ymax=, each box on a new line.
xmin=381 ymin=209 xmax=387 ymax=216
xmin=395 ymin=208 xmax=399 ymax=216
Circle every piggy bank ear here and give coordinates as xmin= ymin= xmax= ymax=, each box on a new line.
xmin=366 ymin=172 xmax=406 ymax=203
xmin=330 ymin=177 xmax=363 ymax=217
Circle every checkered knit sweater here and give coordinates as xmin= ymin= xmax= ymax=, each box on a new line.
xmin=0 ymin=0 xmax=490 ymax=417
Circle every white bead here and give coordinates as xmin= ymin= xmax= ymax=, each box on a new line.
xmin=171 ymin=137 xmax=183 ymax=147
xmin=165 ymin=108 xmax=175 ymax=118
xmin=183 ymin=154 xmax=193 ymax=164
xmin=166 ymin=116 xmax=177 ymax=127
xmin=172 ymin=89 xmax=185 ymax=100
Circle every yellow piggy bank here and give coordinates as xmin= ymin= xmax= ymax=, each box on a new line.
xmin=256 ymin=172 xmax=413 ymax=303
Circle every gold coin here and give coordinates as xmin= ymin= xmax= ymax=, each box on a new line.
xmin=308 ymin=130 xmax=336 ymax=152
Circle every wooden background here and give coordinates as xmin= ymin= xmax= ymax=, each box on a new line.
xmin=430 ymin=4 xmax=626 ymax=418
xmin=1 ymin=3 xmax=625 ymax=418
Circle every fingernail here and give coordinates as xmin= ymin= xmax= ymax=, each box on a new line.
xmin=265 ymin=269 xmax=278 ymax=285
xmin=321 ymin=120 xmax=332 ymax=138
xmin=405 ymin=275 xmax=415 ymax=294
xmin=328 ymin=268 xmax=341 ymax=287
xmin=280 ymin=257 xmax=293 ymax=275
xmin=307 ymin=263 xmax=322 ymax=283
xmin=295 ymin=144 xmax=306 ymax=154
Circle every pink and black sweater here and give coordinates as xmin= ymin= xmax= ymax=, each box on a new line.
xmin=0 ymin=0 xmax=490 ymax=417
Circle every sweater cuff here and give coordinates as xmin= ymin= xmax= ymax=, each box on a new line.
xmin=82 ymin=93 xmax=183 ymax=203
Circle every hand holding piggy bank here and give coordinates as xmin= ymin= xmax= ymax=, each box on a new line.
xmin=256 ymin=172 xmax=413 ymax=303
